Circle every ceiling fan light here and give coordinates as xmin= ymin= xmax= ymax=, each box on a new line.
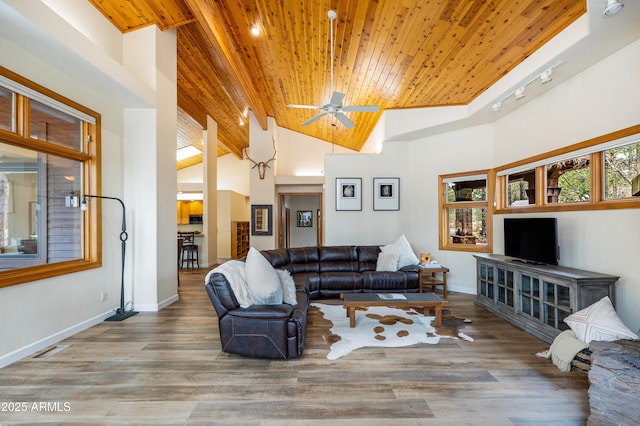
xmin=514 ymin=86 xmax=526 ymax=100
xmin=603 ymin=0 xmax=624 ymax=16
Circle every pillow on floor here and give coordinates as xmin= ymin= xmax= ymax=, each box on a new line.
xmin=245 ymin=247 xmax=283 ymax=305
xmin=564 ymin=296 xmax=639 ymax=343
xmin=380 ymin=234 xmax=419 ymax=269
xmin=376 ymin=251 xmax=399 ymax=271
xmin=276 ymin=269 xmax=297 ymax=305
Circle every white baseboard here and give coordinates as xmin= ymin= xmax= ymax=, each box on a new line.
xmin=0 ymin=311 xmax=113 ymax=369
xmin=134 ymin=293 xmax=179 ymax=312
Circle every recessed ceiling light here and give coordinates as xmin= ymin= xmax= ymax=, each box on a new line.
xmin=250 ymin=25 xmax=260 ymax=36
xmin=176 ymin=145 xmax=202 ymax=161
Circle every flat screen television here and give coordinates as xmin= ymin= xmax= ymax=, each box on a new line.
xmin=504 ymin=217 xmax=559 ymax=265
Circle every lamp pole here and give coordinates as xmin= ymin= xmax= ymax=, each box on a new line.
xmin=82 ymin=194 xmax=138 ymax=321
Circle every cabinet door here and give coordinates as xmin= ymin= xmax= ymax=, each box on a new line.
xmin=478 ymin=263 xmax=495 ymax=300
xmin=541 ymin=279 xmax=572 ymax=331
xmin=519 ymin=273 xmax=541 ymax=320
xmin=497 ymin=267 xmax=515 ymax=307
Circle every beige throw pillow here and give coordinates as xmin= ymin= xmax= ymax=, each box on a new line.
xmin=380 ymin=234 xmax=419 ymax=269
xmin=564 ymin=296 xmax=638 ymax=344
xmin=376 ymin=252 xmax=399 ymax=271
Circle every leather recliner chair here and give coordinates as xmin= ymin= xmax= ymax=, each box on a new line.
xmin=205 ymin=271 xmax=309 ymax=359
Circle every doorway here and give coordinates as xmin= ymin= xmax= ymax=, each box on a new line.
xmin=278 ymin=193 xmax=322 ymax=248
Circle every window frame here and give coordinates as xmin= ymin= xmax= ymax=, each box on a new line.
xmin=0 ymin=65 xmax=101 ymax=288
xmin=438 ymin=170 xmax=493 ymax=253
xmin=494 ymin=124 xmax=640 ymax=214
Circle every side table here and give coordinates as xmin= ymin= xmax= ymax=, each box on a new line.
xmin=418 ymin=265 xmax=449 ymax=298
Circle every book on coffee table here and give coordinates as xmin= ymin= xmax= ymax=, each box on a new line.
xmin=377 ymin=293 xmax=407 ymax=300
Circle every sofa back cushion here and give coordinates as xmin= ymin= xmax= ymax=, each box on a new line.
xmin=261 ymin=248 xmax=290 ymax=268
xmin=318 ymin=246 xmax=358 ymax=272
xmin=287 ymin=246 xmax=320 ymax=273
xmin=357 ymin=245 xmax=381 ymax=272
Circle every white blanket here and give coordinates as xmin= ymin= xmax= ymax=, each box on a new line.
xmin=536 ymin=329 xmax=588 ymax=372
xmin=205 ymin=261 xmax=253 ymax=308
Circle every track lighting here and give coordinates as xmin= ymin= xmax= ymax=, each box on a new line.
xmin=603 ymin=0 xmax=624 ymax=16
xmin=489 ymin=61 xmax=564 ymax=113
xmin=540 ymin=68 xmax=553 ymax=84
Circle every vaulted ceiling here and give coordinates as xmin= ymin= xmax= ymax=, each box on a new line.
xmin=88 ymin=0 xmax=586 ymax=166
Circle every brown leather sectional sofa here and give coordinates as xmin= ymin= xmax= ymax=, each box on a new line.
xmin=205 ymin=245 xmax=420 ymax=359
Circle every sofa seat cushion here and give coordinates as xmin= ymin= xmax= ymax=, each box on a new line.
xmin=362 ymin=271 xmax=418 ymax=292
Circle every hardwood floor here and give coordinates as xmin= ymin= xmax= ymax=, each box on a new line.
xmin=0 ymin=268 xmax=590 ymax=425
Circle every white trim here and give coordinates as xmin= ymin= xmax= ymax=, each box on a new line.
xmin=442 ymin=173 xmax=487 ymax=183
xmin=0 ymin=311 xmax=112 ymax=369
xmin=498 ymin=133 xmax=640 ymax=176
xmin=134 ymin=293 xmax=179 ymax=312
xmin=0 ymin=75 xmax=96 ymax=124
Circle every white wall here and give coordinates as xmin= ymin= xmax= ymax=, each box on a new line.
xmin=217 ymin=154 xmax=250 ymax=195
xmin=491 ymin=38 xmax=640 ymax=333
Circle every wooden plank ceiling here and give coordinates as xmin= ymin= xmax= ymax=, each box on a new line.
xmin=89 ymin=0 xmax=586 ymax=168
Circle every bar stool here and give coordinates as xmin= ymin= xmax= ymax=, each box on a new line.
xmin=178 ymin=232 xmax=199 ymax=269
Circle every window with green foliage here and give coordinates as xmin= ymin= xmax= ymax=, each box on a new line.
xmin=546 ymin=155 xmax=591 ymax=204
xmin=604 ymin=141 xmax=640 ymax=200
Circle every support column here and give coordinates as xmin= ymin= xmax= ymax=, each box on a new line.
xmin=249 ymin=114 xmax=277 ymax=250
xmin=203 ymin=115 xmax=218 ymax=265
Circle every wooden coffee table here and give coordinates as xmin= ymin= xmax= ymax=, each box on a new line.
xmin=341 ymin=292 xmax=449 ymax=328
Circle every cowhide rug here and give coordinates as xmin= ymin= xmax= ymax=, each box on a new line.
xmin=311 ymin=303 xmax=473 ymax=360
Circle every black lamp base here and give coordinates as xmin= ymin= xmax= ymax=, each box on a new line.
xmin=105 ymin=310 xmax=139 ymax=322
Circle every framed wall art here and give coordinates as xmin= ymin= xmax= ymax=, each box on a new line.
xmin=373 ymin=177 xmax=400 ymax=211
xmin=297 ymin=210 xmax=313 ymax=227
xmin=251 ymin=204 xmax=273 ymax=235
xmin=336 ymin=178 xmax=362 ymax=211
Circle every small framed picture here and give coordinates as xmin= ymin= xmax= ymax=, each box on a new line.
xmin=251 ymin=204 xmax=273 ymax=235
xmin=336 ymin=178 xmax=362 ymax=211
xmin=297 ymin=210 xmax=313 ymax=227
xmin=373 ymin=177 xmax=400 ymax=211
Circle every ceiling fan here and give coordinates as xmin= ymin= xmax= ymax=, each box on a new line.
xmin=287 ymin=10 xmax=380 ymax=129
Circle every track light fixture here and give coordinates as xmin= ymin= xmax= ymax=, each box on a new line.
xmin=489 ymin=61 xmax=564 ymax=113
xmin=540 ymin=68 xmax=553 ymax=84
xmin=603 ymin=0 xmax=624 ymax=16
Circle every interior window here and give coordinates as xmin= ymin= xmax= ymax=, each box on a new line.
xmin=546 ymin=155 xmax=590 ymax=204
xmin=0 ymin=86 xmax=12 ymax=132
xmin=604 ymin=141 xmax=640 ymax=200
xmin=439 ymin=173 xmax=491 ymax=252
xmin=507 ymin=169 xmax=535 ymax=206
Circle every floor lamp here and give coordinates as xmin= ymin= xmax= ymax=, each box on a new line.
xmin=81 ymin=194 xmax=138 ymax=321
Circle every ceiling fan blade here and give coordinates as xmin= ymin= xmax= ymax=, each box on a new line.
xmin=335 ymin=112 xmax=355 ymax=128
xmin=301 ymin=112 xmax=329 ymax=126
xmin=341 ymin=105 xmax=381 ymax=112
xmin=329 ymin=91 xmax=345 ymax=106
xmin=288 ymin=104 xmax=323 ymax=110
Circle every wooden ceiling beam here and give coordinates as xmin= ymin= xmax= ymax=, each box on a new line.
xmin=183 ymin=0 xmax=269 ymax=131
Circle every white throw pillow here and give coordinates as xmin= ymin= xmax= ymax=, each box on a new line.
xmin=376 ymin=252 xmax=399 ymax=271
xmin=276 ymin=269 xmax=298 ymax=305
xmin=380 ymin=234 xmax=419 ymax=269
xmin=564 ymin=296 xmax=639 ymax=344
xmin=245 ymin=247 xmax=283 ymax=305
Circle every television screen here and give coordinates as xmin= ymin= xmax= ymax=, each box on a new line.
xmin=504 ymin=218 xmax=558 ymax=265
